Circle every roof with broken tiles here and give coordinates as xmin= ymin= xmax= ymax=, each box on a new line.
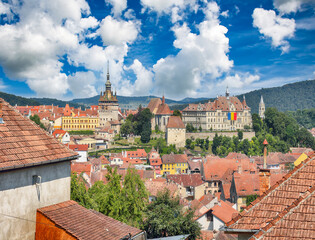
xmin=225 ymin=152 xmax=315 ymax=239
xmin=0 ymin=98 xmax=78 ymax=171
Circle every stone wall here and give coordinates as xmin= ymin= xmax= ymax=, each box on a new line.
xmin=186 ymin=131 xmax=255 ymax=140
xmin=0 ymin=161 xmax=71 ymax=240
xmin=166 ymin=128 xmax=186 ymax=148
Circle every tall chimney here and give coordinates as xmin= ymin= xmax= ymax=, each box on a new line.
xmin=263 ymin=139 xmax=268 ymax=169
xmin=260 ymin=139 xmax=270 ymax=195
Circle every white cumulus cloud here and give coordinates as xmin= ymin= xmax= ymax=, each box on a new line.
xmin=152 ymin=2 xmax=233 ymax=99
xmin=218 ymin=73 xmax=260 ymax=89
xmin=68 ymin=71 xmax=98 ymax=98
xmin=273 ymin=0 xmax=315 ymax=14
xmin=99 ymin=16 xmax=140 ymax=46
xmin=252 ymin=8 xmax=295 ymax=53
xmin=124 ymin=59 xmax=154 ymax=95
xmin=105 ymin=0 xmax=127 ymax=17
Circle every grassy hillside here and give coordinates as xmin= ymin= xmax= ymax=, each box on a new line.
xmin=171 ymin=80 xmax=315 ymax=113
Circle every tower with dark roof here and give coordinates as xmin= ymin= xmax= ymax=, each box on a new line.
xmin=259 ymin=95 xmax=265 ymax=119
xmin=98 ymin=61 xmax=119 ymax=128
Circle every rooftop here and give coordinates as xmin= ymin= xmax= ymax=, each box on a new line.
xmin=37 ymin=200 xmax=144 ymax=240
xmin=226 ymin=153 xmax=315 ymax=239
xmin=0 ymin=99 xmax=78 ymax=171
xmin=166 ymin=116 xmax=185 ymax=129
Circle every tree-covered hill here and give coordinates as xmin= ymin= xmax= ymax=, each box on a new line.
xmin=0 ymin=91 xmax=40 ymax=106
xmin=170 ymin=80 xmax=315 ymax=113
xmin=0 ymin=91 xmax=82 ymax=108
xmin=286 ymin=108 xmax=315 ymax=129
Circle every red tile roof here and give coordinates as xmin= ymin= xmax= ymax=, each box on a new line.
xmin=52 ymin=129 xmax=67 ymax=137
xmin=0 ymin=99 xmax=78 ymax=171
xmin=203 ymin=157 xmax=257 ymax=181
xmin=125 ymin=149 xmax=147 ymax=158
xmin=211 ymin=201 xmax=238 ymax=224
xmin=147 ymin=98 xmax=162 ymax=113
xmin=167 ymin=173 xmax=204 ymax=187
xmin=63 ymin=104 xmax=72 ymax=116
xmin=162 ymin=154 xmax=188 ymax=164
xmin=226 ymin=153 xmax=315 ymax=237
xmin=166 ymin=116 xmax=185 ymax=128
xmin=71 ymin=162 xmax=92 ymax=176
xmin=37 ymin=200 xmax=144 ymax=240
xmin=156 ymin=102 xmax=172 ymax=115
xmin=145 ymin=178 xmax=178 ymax=197
xmin=68 ymin=144 xmax=88 ymax=151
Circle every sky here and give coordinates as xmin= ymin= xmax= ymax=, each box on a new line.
xmin=0 ymin=0 xmax=314 ymax=100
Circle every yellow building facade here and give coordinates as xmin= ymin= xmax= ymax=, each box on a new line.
xmin=62 ymin=116 xmax=99 ymax=131
xmin=161 ymin=162 xmax=188 ymax=175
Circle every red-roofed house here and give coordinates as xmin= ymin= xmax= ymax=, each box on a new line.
xmin=161 ymin=153 xmax=189 ymax=175
xmin=166 ymin=115 xmax=186 ymax=148
xmin=155 ymin=96 xmax=172 ymax=132
xmin=52 ymin=129 xmax=70 ymax=144
xmin=203 ymin=156 xmax=257 ymax=195
xmin=68 ymin=144 xmax=88 ymax=162
xmin=167 ymin=173 xmax=206 ymax=200
xmin=148 ymin=148 xmax=162 ymax=174
xmin=229 ymin=172 xmax=285 ymax=211
xmin=35 ymin=200 xmax=146 ymax=240
xmin=0 ymin=99 xmax=78 ymax=239
xmin=123 ymin=149 xmax=147 ymax=163
xmin=225 ymin=153 xmax=315 ymax=240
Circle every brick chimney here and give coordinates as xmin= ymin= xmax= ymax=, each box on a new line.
xmin=259 ymin=139 xmax=270 ymax=195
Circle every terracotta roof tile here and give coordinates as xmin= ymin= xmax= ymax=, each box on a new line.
xmin=0 ymin=99 xmax=78 ymax=171
xmin=167 ymin=173 xmax=204 ymax=187
xmin=155 ymin=102 xmax=172 ymax=115
xmin=211 ymin=201 xmax=238 ymax=224
xmin=226 ymin=153 xmax=315 ymax=237
xmin=37 ymin=200 xmax=144 ymax=240
xmin=162 ymin=154 xmax=188 ymax=164
xmin=166 ymin=116 xmax=185 ymax=128
xmin=147 ymin=98 xmax=162 ymax=113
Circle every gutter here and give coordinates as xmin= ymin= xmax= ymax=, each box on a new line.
xmin=130 ymin=231 xmax=147 ymax=240
xmin=221 ymin=226 xmax=258 ymax=233
xmin=0 ymin=155 xmax=79 ymax=172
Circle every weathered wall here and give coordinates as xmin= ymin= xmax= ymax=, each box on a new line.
xmin=197 ymin=214 xmax=213 ymax=230
xmin=35 ymin=212 xmax=76 ymax=240
xmin=186 ymin=131 xmax=255 ymax=140
xmin=194 ymin=183 xmax=207 ymax=200
xmin=213 ymin=215 xmax=225 ymax=231
xmin=166 ymin=128 xmax=186 ymax=148
xmin=0 ymin=161 xmax=71 ymax=240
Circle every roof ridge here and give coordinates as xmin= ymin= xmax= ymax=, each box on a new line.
xmin=250 ymin=185 xmax=315 ymax=240
xmin=226 ymin=153 xmax=315 ymax=227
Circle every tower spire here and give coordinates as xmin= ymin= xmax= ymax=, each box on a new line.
xmin=226 ymin=86 xmax=230 ymax=99
xmin=105 ymin=60 xmax=111 ymax=92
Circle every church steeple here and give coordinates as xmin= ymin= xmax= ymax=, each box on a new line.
xmin=259 ymin=95 xmax=265 ymax=119
xmin=226 ymin=86 xmax=230 ymax=99
xmin=105 ymin=60 xmax=111 ymax=92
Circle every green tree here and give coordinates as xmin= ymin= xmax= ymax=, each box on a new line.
xmin=120 ymin=119 xmax=134 ymax=137
xmin=121 ymin=168 xmax=148 ymax=227
xmin=172 ymin=109 xmax=182 ymax=119
xmin=143 ymin=189 xmax=201 ymax=239
xmin=71 ymin=173 xmax=97 ymax=210
xmin=186 ymin=123 xmax=195 ymax=133
xmin=198 ymin=126 xmax=202 ymax=132
xmin=238 ymin=130 xmax=243 ymax=140
xmin=30 ymin=114 xmax=46 ymax=130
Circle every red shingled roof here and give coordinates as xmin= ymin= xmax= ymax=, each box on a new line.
xmin=167 ymin=173 xmax=204 ymax=187
xmin=0 ymin=99 xmax=78 ymax=171
xmin=166 ymin=116 xmax=185 ymax=128
xmin=211 ymin=201 xmax=238 ymax=224
xmin=162 ymin=154 xmax=188 ymax=164
xmin=37 ymin=200 xmax=144 ymax=240
xmin=226 ymin=153 xmax=315 ymax=239
xmin=126 ymin=149 xmax=147 ymax=158
xmin=155 ymin=102 xmax=172 ymax=115
xmin=68 ymin=144 xmax=88 ymax=151
xmin=147 ymin=98 xmax=162 ymax=113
